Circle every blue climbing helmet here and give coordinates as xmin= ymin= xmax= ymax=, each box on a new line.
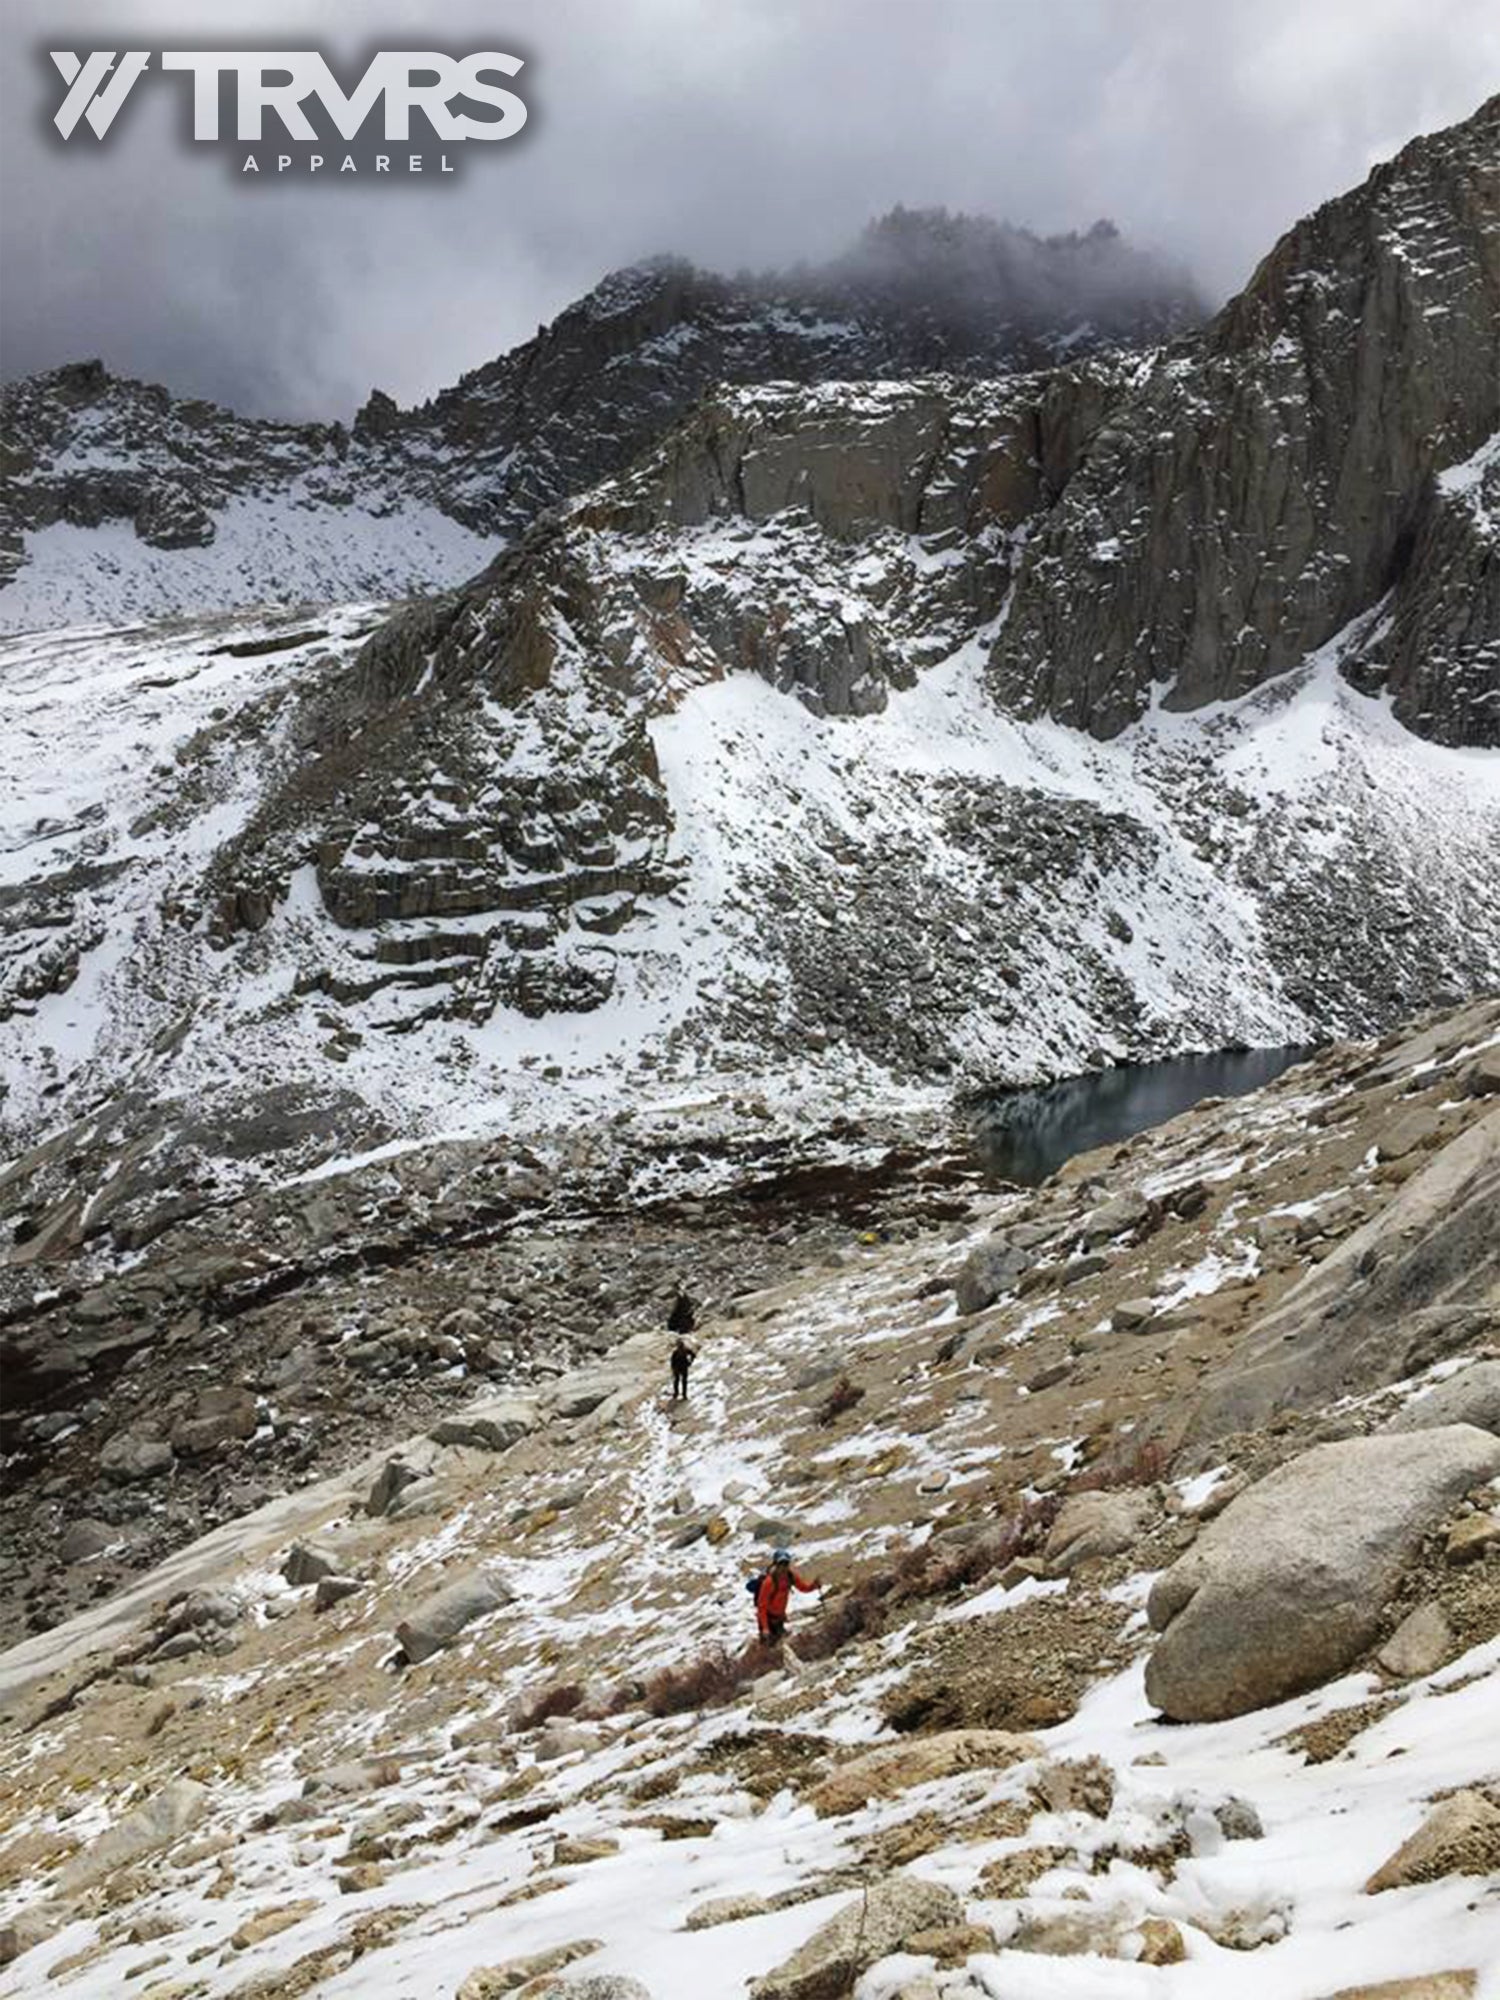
xmin=772 ymin=1549 xmax=792 ymax=1565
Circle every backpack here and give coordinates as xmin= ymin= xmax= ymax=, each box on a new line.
xmin=745 ymin=1570 xmax=765 ymax=1599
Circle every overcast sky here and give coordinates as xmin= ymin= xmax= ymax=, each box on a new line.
xmin=2 ymin=0 xmax=1496 ymax=420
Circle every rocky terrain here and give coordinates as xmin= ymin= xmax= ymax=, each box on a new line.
xmin=2 ymin=90 xmax=1500 ymax=2000
xmin=0 ymin=212 xmax=1200 ymax=632
xmin=0 ymin=997 xmax=1497 ymax=1997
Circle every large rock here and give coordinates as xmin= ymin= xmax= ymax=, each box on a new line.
xmin=170 ymin=1386 xmax=259 ymax=1457
xmin=1187 ymin=1108 xmax=1500 ymax=1442
xmin=59 ymin=1777 xmax=208 ymax=1889
xmin=366 ymin=1457 xmax=425 ymax=1516
xmin=429 ymin=1396 xmax=538 ymax=1452
xmin=282 ymin=1541 xmax=341 ymax=1587
xmin=396 ymin=1569 xmax=513 ymax=1665
xmin=807 ymin=1729 xmax=1039 ymax=1816
xmin=1145 ymin=1426 xmax=1500 ymax=1720
xmin=100 ymin=1429 xmax=174 ymax=1481
xmin=1079 ymin=1191 xmax=1152 ymax=1246
xmin=954 ymin=1236 xmax=1032 ymax=1315
xmin=1043 ymin=1489 xmax=1155 ymax=1575
xmin=749 ymin=1873 xmax=964 ymax=2000
xmin=0 ymin=1906 xmax=60 ymax=1966
xmin=1387 ymin=1361 xmax=1500 ymax=1438
xmin=59 ymin=1518 xmax=118 ymax=1562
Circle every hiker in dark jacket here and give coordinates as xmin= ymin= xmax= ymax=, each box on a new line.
xmin=755 ymin=1550 xmax=820 ymax=1644
xmin=669 ymin=1335 xmax=696 ymax=1401
xmin=667 ymin=1285 xmax=697 ymax=1336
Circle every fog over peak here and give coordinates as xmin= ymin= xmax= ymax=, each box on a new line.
xmin=1 ymin=0 xmax=1497 ymax=420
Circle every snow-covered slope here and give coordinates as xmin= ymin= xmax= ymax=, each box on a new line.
xmin=0 ymin=501 xmax=494 ymax=635
xmin=4 ymin=569 xmax=1499 ymax=1250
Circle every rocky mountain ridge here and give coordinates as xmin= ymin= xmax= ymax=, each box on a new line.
xmin=0 ymin=212 xmax=1200 ymax=633
xmin=992 ymin=91 xmax=1500 ymax=745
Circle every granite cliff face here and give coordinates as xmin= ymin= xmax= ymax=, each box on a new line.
xmin=990 ymin=92 xmax=1500 ymax=743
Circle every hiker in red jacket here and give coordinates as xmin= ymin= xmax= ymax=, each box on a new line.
xmin=756 ymin=1550 xmax=820 ymax=1645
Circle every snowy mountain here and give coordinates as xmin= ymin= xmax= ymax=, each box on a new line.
xmin=2 ymin=99 xmax=1499 ymax=1265
xmin=0 ymin=215 xmax=1200 ymax=633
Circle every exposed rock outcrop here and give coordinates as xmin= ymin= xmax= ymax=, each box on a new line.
xmin=990 ymin=94 xmax=1500 ymax=744
xmin=1188 ymin=1105 xmax=1500 ymax=1441
xmin=1145 ymin=1427 xmax=1500 ymax=1720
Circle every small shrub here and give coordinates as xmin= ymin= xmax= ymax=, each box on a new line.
xmin=815 ymin=1376 xmax=866 ymax=1428
xmin=513 ymin=1682 xmax=584 ymax=1729
xmin=640 ymin=1645 xmax=773 ymax=1718
xmin=1069 ymin=1436 xmax=1171 ymax=1493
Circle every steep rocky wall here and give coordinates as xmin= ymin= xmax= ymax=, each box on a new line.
xmin=989 ymin=93 xmax=1500 ymax=742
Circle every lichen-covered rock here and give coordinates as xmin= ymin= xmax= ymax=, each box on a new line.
xmin=1365 ymin=1790 xmax=1500 ymax=1892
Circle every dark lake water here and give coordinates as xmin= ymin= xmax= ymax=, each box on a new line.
xmin=967 ymin=1045 xmax=1316 ymax=1186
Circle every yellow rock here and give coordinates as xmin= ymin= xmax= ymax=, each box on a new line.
xmin=867 ymin=1446 xmax=909 ymax=1478
xmin=808 ymin=1729 xmax=1041 ymax=1816
xmin=1137 ymin=1916 xmax=1186 ymax=1965
xmin=230 ymin=1898 xmax=318 ymax=1949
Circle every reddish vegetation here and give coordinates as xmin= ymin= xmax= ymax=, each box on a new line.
xmin=815 ymin=1376 xmax=867 ymax=1428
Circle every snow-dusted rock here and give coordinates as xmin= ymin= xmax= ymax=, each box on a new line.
xmin=456 ymin=1941 xmax=604 ymax=1997
xmin=807 ymin=1729 xmax=1040 ymax=1816
xmin=1189 ymin=1109 xmax=1500 ymax=1441
xmin=282 ymin=1541 xmax=341 ymax=1587
xmin=1365 ymin=1790 xmax=1500 ymax=1892
xmin=301 ymin=1755 xmax=403 ymax=1798
xmin=1320 ymin=1975 xmax=1478 ymax=1999
xmin=1388 ymin=1361 xmax=1500 ymax=1438
xmin=749 ymin=1874 xmax=963 ymax=2000
xmin=953 ymin=1234 xmax=1032 ymax=1315
xmin=1145 ymin=1427 xmax=1500 ymax=1720
xmin=313 ymin=1573 xmax=362 ymax=1612
xmin=60 ymin=1777 xmax=208 ymax=1889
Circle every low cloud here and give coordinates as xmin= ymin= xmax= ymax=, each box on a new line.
xmin=2 ymin=0 xmax=1496 ymax=418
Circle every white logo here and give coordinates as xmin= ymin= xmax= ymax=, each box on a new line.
xmin=51 ymin=50 xmax=151 ymax=139
xmin=50 ymin=49 xmax=528 ymax=145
